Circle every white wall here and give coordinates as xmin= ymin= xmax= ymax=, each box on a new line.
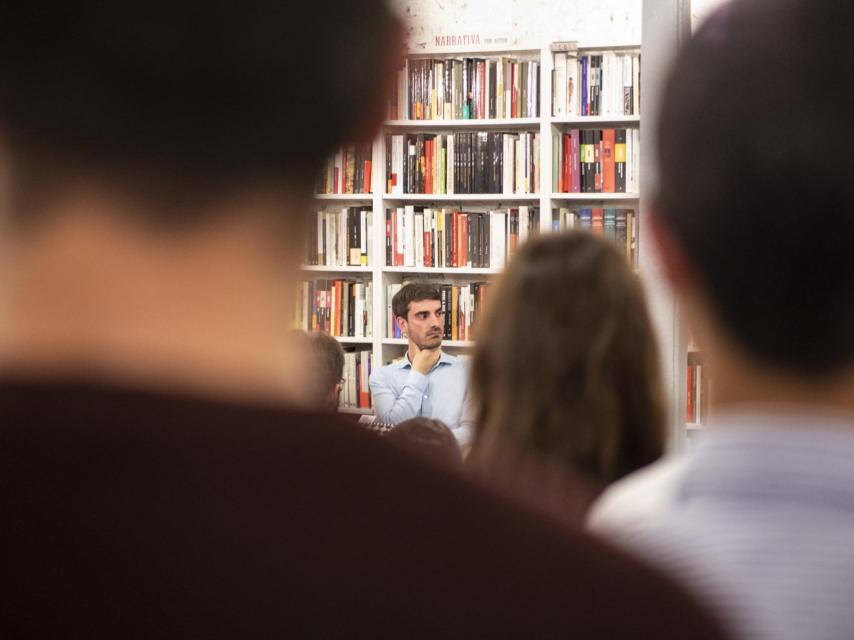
xmin=391 ymin=0 xmax=642 ymax=48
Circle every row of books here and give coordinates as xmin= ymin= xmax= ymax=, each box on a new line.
xmin=552 ymin=208 xmax=638 ymax=264
xmin=386 ymin=206 xmax=539 ymax=269
xmin=552 ymin=47 xmax=641 ymax=117
xmin=316 ymin=145 xmax=373 ymax=195
xmin=687 ymin=361 xmax=709 ymax=424
xmin=294 ymin=279 xmax=373 ymax=338
xmin=553 ymin=128 xmax=640 ymax=193
xmin=340 ymin=349 xmax=372 ymax=410
xmin=388 ymin=57 xmax=540 ymax=121
xmin=304 ymin=208 xmax=373 ymax=267
xmin=387 ymin=282 xmax=490 ymax=342
xmin=385 ymin=132 xmax=540 ymax=195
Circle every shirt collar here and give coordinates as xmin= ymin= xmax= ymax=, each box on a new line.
xmin=397 ymin=351 xmax=457 ymax=369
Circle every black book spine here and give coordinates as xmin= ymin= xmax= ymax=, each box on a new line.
xmin=442 ymin=286 xmax=452 ymax=338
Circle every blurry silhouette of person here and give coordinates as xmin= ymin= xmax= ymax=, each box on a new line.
xmin=386 ymin=417 xmax=463 ymax=467
xmin=0 ymin=3 xmax=729 ymax=639
xmin=468 ymin=232 xmax=665 ymax=522
xmin=591 ymin=1 xmax=854 ymax=638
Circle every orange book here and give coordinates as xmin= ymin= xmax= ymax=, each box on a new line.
xmin=602 ymin=129 xmax=616 ymax=193
xmin=359 ymin=354 xmax=370 ymax=408
xmin=363 ymin=160 xmax=372 ymax=193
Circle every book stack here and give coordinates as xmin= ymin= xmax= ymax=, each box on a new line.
xmin=687 ymin=361 xmax=708 ymax=424
xmin=386 ymin=206 xmax=539 ymax=269
xmin=295 ymin=279 xmax=373 ymax=338
xmin=304 ymin=208 xmax=373 ymax=268
xmin=552 ymin=46 xmax=641 ymax=117
xmin=340 ymin=349 xmax=373 ymax=410
xmin=388 ymin=57 xmax=540 ymax=121
xmin=553 ymin=207 xmax=638 ymax=264
xmin=316 ymin=144 xmax=373 ymax=194
xmin=552 ymin=128 xmax=639 ymax=193
xmin=385 ymin=132 xmax=539 ymax=194
xmin=387 ymin=281 xmax=490 ymax=341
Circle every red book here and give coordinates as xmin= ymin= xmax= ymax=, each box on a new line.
xmin=592 ymin=208 xmax=604 ymax=235
xmin=451 ymin=212 xmax=458 ymax=267
xmin=602 ymin=129 xmax=616 ymax=193
xmin=563 ymin=133 xmax=571 ymax=193
xmin=363 ymin=160 xmax=372 ymax=193
xmin=460 ymin=214 xmax=468 ymax=267
xmin=424 ymin=230 xmax=431 ymax=268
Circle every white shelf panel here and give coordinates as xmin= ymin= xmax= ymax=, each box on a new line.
xmin=550 ymin=115 xmax=641 ymax=126
xmin=406 ymin=44 xmax=539 ymax=56
xmin=314 ymin=194 xmax=373 ymax=201
xmin=383 ymin=193 xmax=540 ymax=202
xmin=382 ymin=338 xmax=475 ymax=348
xmin=385 ymin=118 xmax=540 ymax=129
xmin=335 ymin=336 xmax=374 ymax=345
xmin=338 ymin=406 xmax=374 ymax=415
xmin=686 ymin=424 xmax=703 ymax=431
xmin=551 ymin=193 xmax=640 ymax=201
xmin=300 ymin=265 xmax=373 ymax=273
xmin=382 ymin=266 xmax=503 ymax=275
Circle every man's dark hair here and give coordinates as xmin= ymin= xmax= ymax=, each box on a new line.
xmin=0 ymin=2 xmax=400 ymax=223
xmin=386 ymin=418 xmax=463 ymax=467
xmin=392 ymin=283 xmax=442 ymax=319
xmin=656 ymin=0 xmax=854 ymax=377
xmin=307 ymin=332 xmax=345 ymax=406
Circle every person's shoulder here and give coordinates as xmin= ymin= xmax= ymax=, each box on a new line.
xmin=587 ymin=454 xmax=691 ymax=536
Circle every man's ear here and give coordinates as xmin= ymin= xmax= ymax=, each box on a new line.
xmin=649 ymin=203 xmax=694 ymax=294
xmin=396 ymin=315 xmax=408 ymax=336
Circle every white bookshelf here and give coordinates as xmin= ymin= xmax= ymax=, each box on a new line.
xmin=384 ymin=117 xmax=541 ymax=129
xmin=302 ymin=41 xmax=652 ymax=418
xmin=383 ymin=193 xmax=540 ymax=202
xmin=314 ymin=194 xmax=373 ymax=201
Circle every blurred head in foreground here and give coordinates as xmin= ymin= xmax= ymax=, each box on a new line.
xmin=470 ymin=232 xmax=665 ymax=504
xmin=386 ymin=417 xmax=463 ymax=467
xmin=0 ymin=2 xmax=401 ymax=402
xmin=653 ymin=0 xmax=854 ymax=398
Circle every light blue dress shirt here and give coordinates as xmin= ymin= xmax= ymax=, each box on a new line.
xmin=605 ymin=408 xmax=854 ymax=640
xmin=369 ymin=351 xmax=474 ymax=446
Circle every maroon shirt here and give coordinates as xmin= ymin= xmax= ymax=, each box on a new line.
xmin=0 ymin=379 xmax=727 ymax=638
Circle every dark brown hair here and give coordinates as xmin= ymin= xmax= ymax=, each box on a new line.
xmin=307 ymin=332 xmax=345 ymax=406
xmin=656 ymin=0 xmax=854 ymax=376
xmin=470 ymin=232 xmax=665 ymax=488
xmin=386 ymin=418 xmax=463 ymax=467
xmin=392 ymin=283 xmax=441 ymax=320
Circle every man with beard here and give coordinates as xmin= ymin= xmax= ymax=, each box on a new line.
xmin=371 ymin=283 xmax=474 ymax=446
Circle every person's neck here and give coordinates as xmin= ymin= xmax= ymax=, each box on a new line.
xmin=708 ymin=350 xmax=854 ymax=421
xmin=0 ymin=194 xmax=313 ymax=408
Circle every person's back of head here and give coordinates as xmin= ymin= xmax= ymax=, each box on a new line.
xmin=385 ymin=417 xmax=463 ymax=467
xmin=470 ymin=232 xmax=665 ymax=496
xmin=305 ymin=331 xmax=346 ymax=412
xmin=655 ymin=0 xmax=854 ymax=392
xmin=0 ymin=2 xmax=400 ymax=224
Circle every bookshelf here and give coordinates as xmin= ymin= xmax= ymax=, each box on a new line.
xmin=300 ymin=42 xmax=644 ymax=415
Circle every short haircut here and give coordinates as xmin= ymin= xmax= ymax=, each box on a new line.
xmin=471 ymin=232 xmax=665 ymax=487
xmin=386 ymin=418 xmax=463 ymax=467
xmin=392 ymin=283 xmax=442 ymax=320
xmin=656 ymin=0 xmax=854 ymax=377
xmin=0 ymin=2 xmax=399 ymax=223
xmin=307 ymin=332 xmax=345 ymax=403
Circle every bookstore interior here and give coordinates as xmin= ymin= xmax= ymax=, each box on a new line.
xmin=293 ymin=0 xmax=720 ymax=448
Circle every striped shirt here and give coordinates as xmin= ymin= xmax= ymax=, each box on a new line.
xmin=604 ymin=408 xmax=854 ymax=640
